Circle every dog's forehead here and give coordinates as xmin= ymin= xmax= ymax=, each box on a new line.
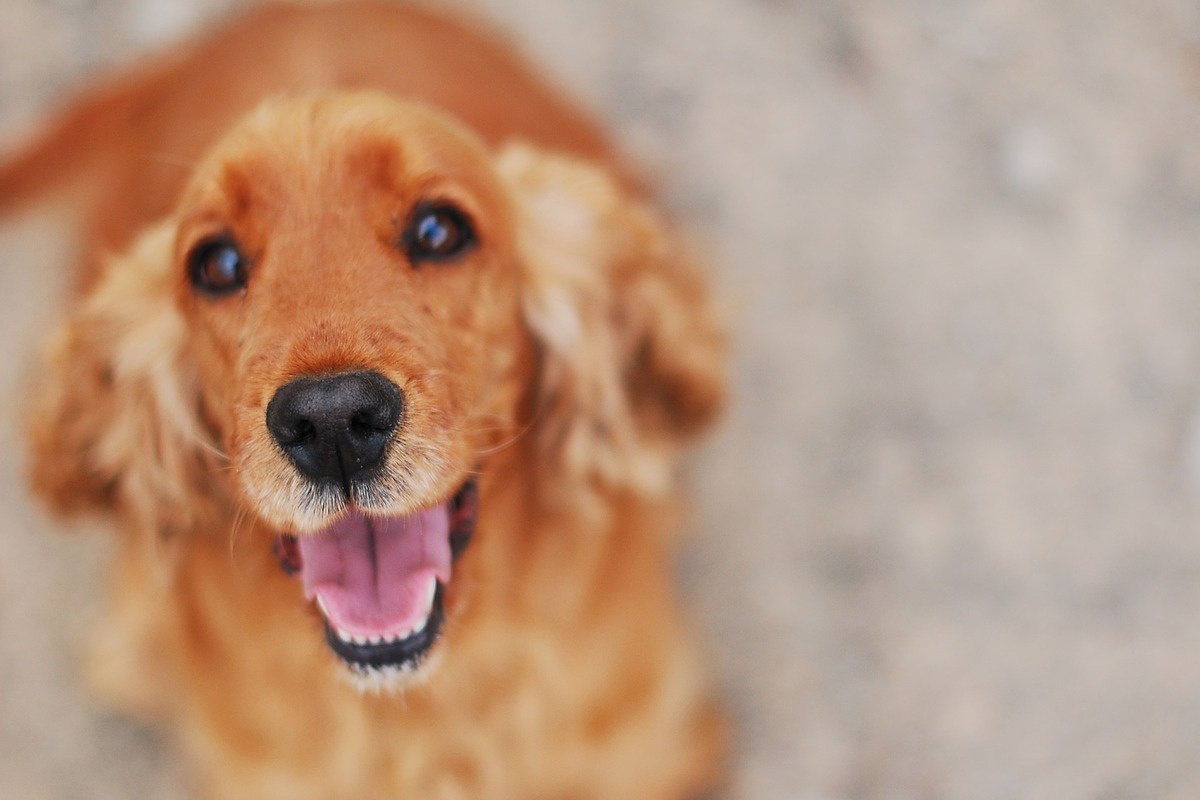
xmin=181 ymin=93 xmax=503 ymax=220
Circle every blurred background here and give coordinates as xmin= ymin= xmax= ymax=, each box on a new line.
xmin=3 ymin=0 xmax=1200 ymax=798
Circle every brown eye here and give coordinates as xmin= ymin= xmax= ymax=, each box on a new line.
xmin=189 ymin=238 xmax=247 ymax=295
xmin=404 ymin=204 xmax=475 ymax=264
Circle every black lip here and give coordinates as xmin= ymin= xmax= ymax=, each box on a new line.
xmin=323 ymin=582 xmax=446 ymax=671
xmin=448 ymin=476 xmax=478 ymax=559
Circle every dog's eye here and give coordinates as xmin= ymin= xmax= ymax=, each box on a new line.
xmin=189 ymin=239 xmax=247 ymax=295
xmin=405 ymin=204 xmax=475 ymax=264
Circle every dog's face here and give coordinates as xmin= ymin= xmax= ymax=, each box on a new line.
xmin=173 ymin=95 xmax=526 ymax=680
xmin=31 ymin=91 xmax=725 ymax=689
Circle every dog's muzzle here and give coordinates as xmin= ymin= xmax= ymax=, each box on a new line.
xmin=264 ymin=369 xmax=479 ymax=680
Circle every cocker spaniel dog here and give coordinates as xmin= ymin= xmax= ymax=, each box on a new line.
xmin=0 ymin=3 xmax=727 ymax=798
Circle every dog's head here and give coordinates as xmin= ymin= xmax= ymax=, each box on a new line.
xmin=30 ymin=92 xmax=724 ymax=685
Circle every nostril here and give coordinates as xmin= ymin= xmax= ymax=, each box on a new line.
xmin=281 ymin=418 xmax=316 ymax=447
xmin=350 ymin=407 xmax=393 ymax=434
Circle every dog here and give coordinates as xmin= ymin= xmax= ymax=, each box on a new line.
xmin=0 ymin=3 xmax=727 ymax=797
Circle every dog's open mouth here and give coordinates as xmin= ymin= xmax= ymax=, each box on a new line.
xmin=275 ymin=479 xmax=478 ymax=676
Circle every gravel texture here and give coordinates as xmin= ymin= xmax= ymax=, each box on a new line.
xmin=3 ymin=1 xmax=1200 ymax=798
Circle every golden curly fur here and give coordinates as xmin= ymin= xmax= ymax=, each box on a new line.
xmin=2 ymin=3 xmax=727 ymax=798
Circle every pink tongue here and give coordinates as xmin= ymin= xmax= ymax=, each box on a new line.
xmin=296 ymin=505 xmax=452 ymax=637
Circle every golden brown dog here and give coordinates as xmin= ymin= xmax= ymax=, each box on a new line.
xmin=0 ymin=3 xmax=727 ymax=797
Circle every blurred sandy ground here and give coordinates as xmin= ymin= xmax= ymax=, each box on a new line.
xmin=4 ymin=1 xmax=1200 ymax=798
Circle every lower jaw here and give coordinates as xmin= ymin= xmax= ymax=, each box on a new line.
xmin=322 ymin=582 xmax=446 ymax=676
xmin=274 ymin=477 xmax=478 ymax=681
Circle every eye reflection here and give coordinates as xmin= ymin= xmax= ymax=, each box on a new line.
xmin=404 ymin=204 xmax=475 ymax=264
xmin=189 ymin=238 xmax=247 ymax=295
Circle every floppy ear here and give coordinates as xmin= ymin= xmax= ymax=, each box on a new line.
xmin=28 ymin=221 xmax=221 ymax=537
xmin=496 ymin=144 xmax=727 ymax=503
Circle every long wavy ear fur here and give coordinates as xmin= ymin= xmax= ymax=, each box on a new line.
xmin=28 ymin=221 xmax=220 ymax=537
xmin=497 ymin=144 xmax=726 ymax=504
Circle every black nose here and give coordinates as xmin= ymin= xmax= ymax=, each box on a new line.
xmin=265 ymin=371 xmax=403 ymax=485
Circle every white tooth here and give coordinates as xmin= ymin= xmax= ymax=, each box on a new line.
xmin=353 ymin=635 xmax=368 ymax=645
xmin=424 ymin=577 xmax=438 ymax=613
xmin=338 ymin=628 xmax=354 ymax=643
xmin=370 ymin=635 xmax=383 ymax=645
xmin=411 ymin=615 xmax=427 ymax=636
xmin=315 ymin=596 xmax=329 ymax=616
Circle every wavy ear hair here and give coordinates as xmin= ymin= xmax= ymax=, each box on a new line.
xmin=28 ymin=221 xmax=220 ymax=538
xmin=497 ymin=145 xmax=726 ymax=504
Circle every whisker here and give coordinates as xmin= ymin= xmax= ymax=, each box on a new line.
xmin=227 ymin=504 xmax=251 ymax=570
xmin=191 ymin=434 xmax=229 ymax=463
xmin=471 ymin=417 xmax=535 ymax=457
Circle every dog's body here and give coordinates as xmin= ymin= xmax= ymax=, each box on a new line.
xmin=1 ymin=4 xmax=726 ymax=798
